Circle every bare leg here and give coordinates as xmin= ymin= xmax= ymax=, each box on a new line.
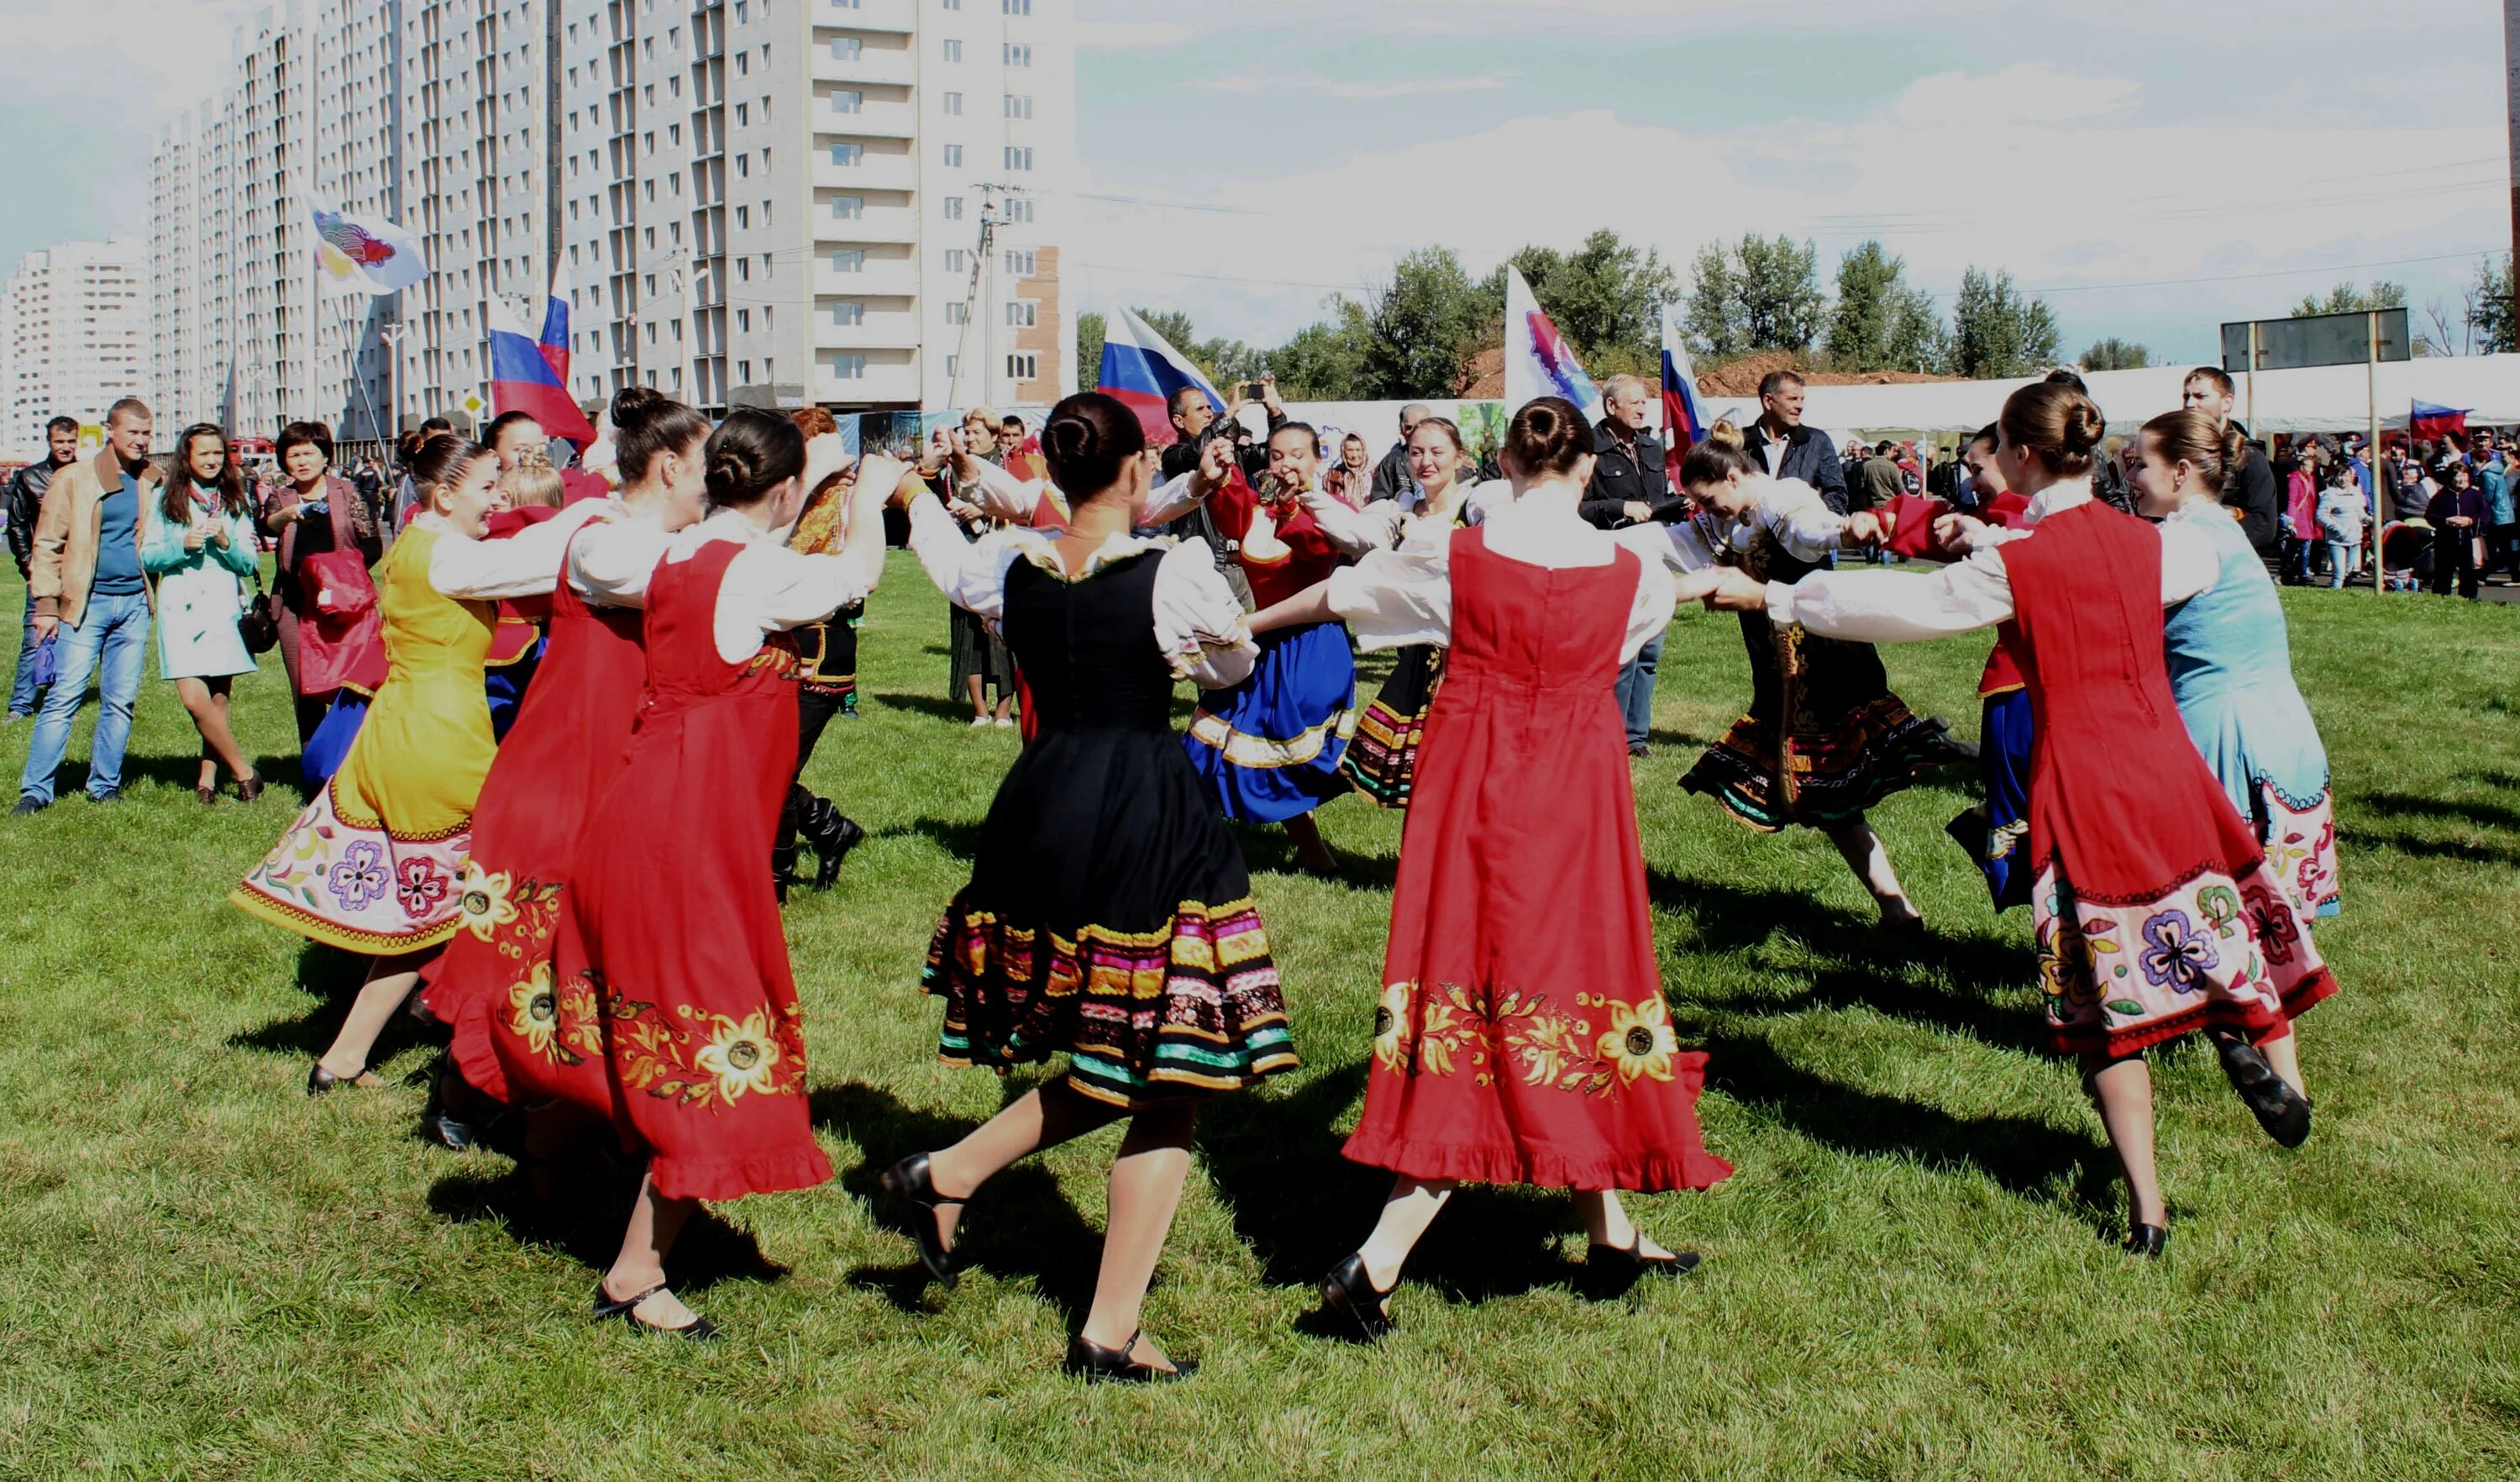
xmin=1574 ymin=1190 xmax=1680 ymax=1259
xmin=921 ymin=1082 xmax=1126 ymax=1248
xmin=1079 ymin=1102 xmax=1198 ymax=1371
xmin=176 ymin=676 xmax=253 ymax=786
xmin=993 ymin=688 xmax=1016 ymax=723
xmin=2259 ymin=1027 xmax=2307 ymax=1098
xmin=600 ymin=1170 xmax=705 ymax=1329
xmin=1824 ymin=817 xmax=1918 ymax=924
xmin=1355 ymin=1175 xmax=1458 ymax=1297
xmin=1284 ymin=812 xmax=1336 ymax=875
xmin=314 ymin=949 xmax=437 ymax=1080
xmin=965 ymin=673 xmax=987 ymax=720
xmin=2084 ymin=1054 xmax=2165 ymax=1227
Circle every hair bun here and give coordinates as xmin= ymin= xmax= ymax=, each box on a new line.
xmin=2061 ymin=399 xmax=2106 ymax=455
xmin=1042 ymin=416 xmax=1095 ymax=465
xmin=612 ymin=385 xmax=667 ymax=432
xmin=1706 ymin=418 xmax=1746 ymax=452
xmin=705 ymin=444 xmax=758 ymax=503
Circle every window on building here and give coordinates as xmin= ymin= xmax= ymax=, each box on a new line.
xmin=1002 ymin=146 xmax=1032 ymax=171
xmin=1005 ymin=198 xmax=1034 ymax=223
xmin=1006 ymin=353 xmax=1037 ymax=381
xmin=942 ymin=38 xmax=962 ymax=62
xmin=736 ymin=102 xmax=748 ymax=126
xmin=831 ymin=300 xmax=864 ymax=326
xmin=829 ymin=142 xmax=863 ymax=166
xmin=1004 ymin=249 xmax=1036 ymax=275
xmin=1004 ymin=43 xmax=1031 ymax=66
xmin=736 ymin=205 xmax=749 ymax=228
xmin=832 ymin=194 xmax=864 ymax=218
xmin=737 ymin=51 xmax=748 ymax=75
xmin=946 ymin=354 xmax=961 ymax=376
xmin=943 ymin=143 xmax=963 ymax=167
xmin=1004 ymin=93 xmax=1032 ymax=119
xmin=945 ymin=302 xmax=968 ymax=325
xmin=738 ymin=308 xmax=752 ymax=332
xmin=1002 ymin=0 xmax=1030 ymax=13
xmin=738 ymin=153 xmax=750 ymax=176
xmin=1005 ymin=300 xmax=1036 ymax=328
xmin=945 ymin=249 xmax=966 ymax=272
xmin=829 ymin=249 xmax=865 ymax=271
xmin=829 ymin=36 xmax=861 ymax=60
xmin=831 ymin=89 xmax=862 ymax=113
xmin=942 ymin=91 xmax=963 ymax=115
xmin=943 ymin=196 xmax=963 ymax=219
xmin=829 ymin=353 xmax=866 ymax=380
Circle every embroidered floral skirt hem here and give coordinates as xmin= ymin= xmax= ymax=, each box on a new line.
xmin=2255 ymin=780 xmax=2340 ymax=920
xmin=2035 ymin=857 xmax=2338 ymax=1060
xmin=922 ymin=897 xmax=1299 ymax=1109
xmin=1184 ymin=621 xmax=1357 ymax=824
xmin=1339 ymin=644 xmax=1442 ymax=809
xmin=428 ymin=870 xmax=569 ymax=1106
xmin=1682 ymin=691 xmax=1956 ymax=832
xmin=2179 ymin=684 xmax=2340 ymax=920
xmin=1945 ymin=686 xmax=2034 ymax=911
xmin=228 ymin=776 xmax=468 ymax=954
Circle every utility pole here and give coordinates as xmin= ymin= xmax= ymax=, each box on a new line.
xmin=381 ymin=319 xmax=407 ymax=439
xmin=945 ymin=186 xmax=1022 ymax=412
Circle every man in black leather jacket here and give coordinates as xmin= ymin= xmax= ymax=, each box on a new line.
xmin=7 ymin=416 xmax=79 ymax=721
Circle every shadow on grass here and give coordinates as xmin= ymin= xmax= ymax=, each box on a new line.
xmin=885 ymin=815 xmax=986 ymax=865
xmin=2339 ymin=827 xmax=2520 ymax=870
xmin=226 ymin=943 xmax=442 ymax=1071
xmin=869 ymin=690 xmax=994 ymax=726
xmin=1649 ymin=872 xmax=2034 ymax=1003
xmin=1702 ymin=1029 xmax=2118 ymax=1224
xmin=117 ymin=749 xmax=298 ymax=798
xmin=1229 ymin=819 xmax=1400 ymax=890
xmin=810 ymin=1080 xmax=1105 ymax=1328
xmin=424 ymin=1157 xmax=788 ymax=1300
xmin=2355 ymin=790 xmax=2520 ymax=836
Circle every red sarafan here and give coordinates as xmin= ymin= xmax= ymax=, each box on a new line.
xmin=1345 ymin=527 xmax=1733 ymax=1194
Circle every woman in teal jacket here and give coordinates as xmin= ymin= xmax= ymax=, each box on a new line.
xmin=142 ymin=423 xmax=265 ymax=802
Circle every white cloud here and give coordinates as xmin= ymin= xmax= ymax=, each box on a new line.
xmin=0 ymin=0 xmax=260 ymax=101
xmin=1072 ymin=19 xmax=1197 ymax=51
xmin=1066 ymin=66 xmax=2504 ymax=353
xmin=1203 ymin=71 xmax=1518 ymax=99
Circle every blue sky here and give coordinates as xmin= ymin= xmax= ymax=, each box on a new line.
xmin=1 ymin=0 xmax=2506 ymax=372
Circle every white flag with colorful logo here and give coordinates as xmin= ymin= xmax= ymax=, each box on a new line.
xmin=309 ymin=198 xmax=430 ymax=297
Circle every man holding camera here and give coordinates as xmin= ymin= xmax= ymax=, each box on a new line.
xmin=1160 ymin=376 xmax=1288 ymax=609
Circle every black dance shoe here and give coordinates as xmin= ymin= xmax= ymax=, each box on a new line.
xmin=2123 ymin=1223 xmax=2167 ymax=1259
xmin=1318 ymin=1253 xmax=1399 ymax=1343
xmin=1582 ymin=1239 xmax=1702 ymax=1299
xmin=238 ymin=772 xmax=265 ymax=804
xmin=306 ymin=1062 xmax=377 ymax=1096
xmin=592 ymin=1282 xmax=719 ymax=1342
xmin=805 ymin=801 xmax=865 ymax=891
xmin=880 ymin=1152 xmax=965 ymax=1289
xmin=1063 ymin=1329 xmax=1194 ymax=1384
xmin=2214 ymin=1037 xmax=2313 ymax=1148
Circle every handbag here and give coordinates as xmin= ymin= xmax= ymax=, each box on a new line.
xmin=26 ymin=633 xmax=55 ymax=690
xmin=239 ymin=568 xmax=281 ymax=654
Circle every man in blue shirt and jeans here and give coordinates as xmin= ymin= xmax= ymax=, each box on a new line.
xmin=16 ymin=398 xmax=159 ymax=814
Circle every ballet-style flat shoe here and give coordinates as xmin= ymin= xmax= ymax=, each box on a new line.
xmin=197 ymin=783 xmax=218 ymax=806
xmin=1318 ymin=1253 xmax=1399 ymax=1342
xmin=306 ymin=1062 xmax=380 ymax=1096
xmin=1063 ymin=1329 xmax=1194 ymax=1384
xmin=2214 ymin=1038 xmax=2313 ymax=1148
xmin=592 ymin=1281 xmax=718 ymax=1342
xmin=237 ymin=772 xmax=265 ymax=804
xmin=1582 ymin=1239 xmax=1702 ymax=1298
xmin=880 ymin=1152 xmax=964 ymax=1289
xmin=2123 ymin=1223 xmax=2167 ymax=1259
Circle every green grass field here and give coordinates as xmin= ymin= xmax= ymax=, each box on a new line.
xmin=3 ymin=553 xmax=2517 ymax=1479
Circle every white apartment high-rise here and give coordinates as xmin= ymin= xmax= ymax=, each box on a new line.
xmin=152 ymin=0 xmax=1076 ymax=437
xmin=1 ymin=239 xmax=150 ymax=454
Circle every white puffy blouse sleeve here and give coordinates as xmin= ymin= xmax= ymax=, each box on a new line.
xmin=1771 ymin=521 xmax=2222 ymax=643
xmin=1140 ymin=470 xmax=1206 ymax=528
xmin=903 ymin=490 xmax=1032 ymax=627
xmin=1152 ymin=539 xmax=1257 ymax=688
xmin=961 ymin=457 xmax=1047 ymax=523
xmin=1756 ymin=478 xmax=1847 ymax=564
xmin=711 ymin=541 xmax=879 ymax=664
xmin=566 ymin=512 xmax=675 ymax=609
xmin=1614 ymin=516 xmax=1726 ymax=575
xmin=1326 ymin=543 xmax=1453 ymax=651
xmin=1297 ymin=486 xmax=1389 ymax=556
xmin=425 ymin=501 xmax=608 ymax=600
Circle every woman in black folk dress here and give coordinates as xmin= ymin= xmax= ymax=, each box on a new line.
xmin=883 ymin=393 xmax=1299 ymax=1384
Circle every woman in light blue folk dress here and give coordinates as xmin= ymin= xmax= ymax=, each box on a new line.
xmin=140 ymin=423 xmax=265 ymax=803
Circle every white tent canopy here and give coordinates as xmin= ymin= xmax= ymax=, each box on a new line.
xmin=1274 ymin=353 xmax=2520 ymax=449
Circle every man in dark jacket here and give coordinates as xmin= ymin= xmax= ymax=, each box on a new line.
xmin=1580 ymin=376 xmax=1674 ymax=754
xmin=1740 ymin=370 xmax=1851 ymax=512
xmin=2182 ymin=366 xmax=2281 ymax=570
xmin=6 ymin=416 xmax=80 ymax=722
xmin=1578 ymin=375 xmax=1672 ymax=528
xmin=1158 ymin=381 xmax=1286 ymax=610
xmin=1367 ymin=402 xmax=1432 ymax=505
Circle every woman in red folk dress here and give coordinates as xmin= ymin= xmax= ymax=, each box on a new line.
xmin=1698 ymin=382 xmax=2337 ymax=1257
xmin=1251 ymin=398 xmax=1735 ymax=1339
xmin=416 ymin=388 xmax=713 ymax=1144
xmin=545 ymin=412 xmax=898 ymax=1339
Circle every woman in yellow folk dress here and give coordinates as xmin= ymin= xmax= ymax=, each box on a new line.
xmin=232 ymin=436 xmax=608 ymax=1094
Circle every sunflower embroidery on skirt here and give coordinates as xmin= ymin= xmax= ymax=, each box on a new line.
xmin=504 ymin=961 xmax=606 ymax=1067
xmin=1372 ymin=980 xmax=1681 ymax=1094
xmin=594 ymin=972 xmax=810 ymax=1108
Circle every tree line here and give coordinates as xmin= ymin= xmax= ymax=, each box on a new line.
xmin=1079 ymin=233 xmax=2520 ymax=402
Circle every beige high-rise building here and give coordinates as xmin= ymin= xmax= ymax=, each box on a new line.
xmin=150 ymin=0 xmax=1078 ymax=439
xmin=1 ymin=239 xmax=151 ymax=454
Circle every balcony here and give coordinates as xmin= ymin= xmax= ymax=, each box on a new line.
xmin=816 ymin=0 xmax=916 ymax=35
xmin=813 ymin=251 xmax=917 ymax=298
xmin=811 ymin=303 xmax=921 ymax=352
xmin=812 ymin=149 xmax=916 ymax=194
xmin=819 ymin=90 xmax=916 ymax=139
xmin=815 ymin=355 xmax=921 ymax=407
xmin=810 ymin=36 xmax=916 ymax=88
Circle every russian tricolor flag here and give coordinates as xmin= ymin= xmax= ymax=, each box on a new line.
xmin=1659 ymin=305 xmax=1709 ymax=486
xmin=488 ymin=264 xmax=600 ymax=446
xmin=1098 ymin=304 xmax=1225 ymax=445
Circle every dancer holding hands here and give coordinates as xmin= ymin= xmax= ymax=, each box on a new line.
xmin=1247 ymin=397 xmax=1734 ymax=1339
xmin=1692 ymin=381 xmax=2336 ymax=1255
xmin=885 ymin=393 xmax=1298 ymax=1383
